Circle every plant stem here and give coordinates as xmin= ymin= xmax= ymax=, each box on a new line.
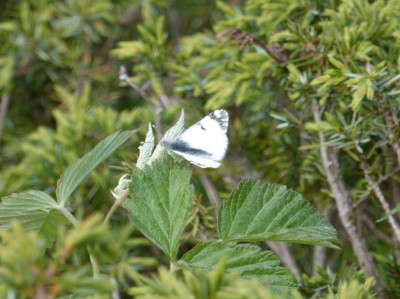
xmin=57 ymin=205 xmax=100 ymax=277
xmin=105 ymin=190 xmax=130 ymax=224
xmin=119 ymin=66 xmax=163 ymax=136
xmin=58 ymin=205 xmax=78 ymax=227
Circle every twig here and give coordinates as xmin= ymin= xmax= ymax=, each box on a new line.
xmin=198 ymin=173 xmax=220 ymax=210
xmin=360 ymin=214 xmax=394 ymax=245
xmin=119 ymin=66 xmax=163 ymax=136
xmin=217 ymin=27 xmax=289 ymax=64
xmin=311 ymin=99 xmax=387 ymax=299
xmin=0 ymin=94 xmax=10 ymax=141
xmin=312 ymin=206 xmax=331 ymax=274
xmin=105 ymin=190 xmax=130 ymax=224
xmin=359 ymin=155 xmax=400 ymax=241
xmin=166 ymin=1 xmax=181 ymax=54
xmin=384 ymin=110 xmax=400 ymax=167
xmin=267 ymin=242 xmax=301 ymax=279
xmin=354 ymin=166 xmax=400 ymax=209
xmin=57 ymin=205 xmax=99 ymax=277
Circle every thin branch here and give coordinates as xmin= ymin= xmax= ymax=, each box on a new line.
xmin=166 ymin=1 xmax=180 ymax=54
xmin=312 ymin=206 xmax=331 ymax=274
xmin=0 ymin=94 xmax=10 ymax=141
xmin=57 ymin=205 xmax=99 ymax=277
xmin=311 ymin=99 xmax=387 ymax=299
xmin=267 ymin=242 xmax=301 ymax=279
xmin=198 ymin=173 xmax=220 ymax=210
xmin=354 ymin=166 xmax=400 ymax=209
xmin=384 ymin=110 xmax=400 ymax=167
xmin=119 ymin=66 xmax=163 ymax=136
xmin=217 ymin=27 xmax=289 ymax=64
xmin=105 ymin=190 xmax=130 ymax=224
xmin=359 ymin=155 xmax=400 ymax=241
xmin=360 ymin=214 xmax=394 ymax=245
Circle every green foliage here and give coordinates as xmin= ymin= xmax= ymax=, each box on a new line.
xmin=180 ymin=242 xmax=295 ymax=290
xmin=129 ymin=259 xmax=293 ymax=299
xmin=2 ymin=0 xmax=399 ymax=297
xmin=0 ymin=130 xmax=135 ymax=244
xmin=0 ymin=218 xmax=115 ymax=299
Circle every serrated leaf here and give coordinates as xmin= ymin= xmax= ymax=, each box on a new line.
xmin=0 ymin=191 xmax=64 ymax=242
xmin=123 ymin=156 xmax=193 ymax=261
xmin=56 ymin=130 xmax=135 ymax=206
xmin=137 ymin=123 xmax=155 ymax=169
xmin=218 ymin=180 xmax=340 ymax=249
xmin=180 ymin=241 xmax=296 ymax=290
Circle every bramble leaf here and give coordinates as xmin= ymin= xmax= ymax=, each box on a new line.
xmin=123 ymin=157 xmax=193 ymax=261
xmin=218 ymin=180 xmax=340 ymax=249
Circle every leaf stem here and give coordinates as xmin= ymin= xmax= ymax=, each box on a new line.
xmin=58 ymin=205 xmax=78 ymax=226
xmin=105 ymin=190 xmax=130 ymax=224
xmin=57 ymin=205 xmax=99 ymax=277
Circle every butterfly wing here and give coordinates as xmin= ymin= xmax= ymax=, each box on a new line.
xmin=163 ymin=110 xmax=229 ymax=168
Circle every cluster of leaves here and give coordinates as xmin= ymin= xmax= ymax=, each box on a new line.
xmin=2 ymin=0 xmax=399 ymax=298
xmin=110 ymin=0 xmax=400 ymax=296
xmin=0 ymin=115 xmax=341 ymax=297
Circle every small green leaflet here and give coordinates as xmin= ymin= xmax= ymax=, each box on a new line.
xmin=218 ymin=179 xmax=340 ymax=249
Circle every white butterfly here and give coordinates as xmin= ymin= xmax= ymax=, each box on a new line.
xmin=161 ymin=110 xmax=229 ymax=168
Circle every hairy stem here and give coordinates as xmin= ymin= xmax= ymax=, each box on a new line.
xmin=105 ymin=190 xmax=130 ymax=224
xmin=57 ymin=205 xmax=100 ymax=277
xmin=58 ymin=205 xmax=78 ymax=227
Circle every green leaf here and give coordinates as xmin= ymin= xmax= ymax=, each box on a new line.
xmin=218 ymin=180 xmax=340 ymax=249
xmin=123 ymin=156 xmax=193 ymax=261
xmin=328 ymin=56 xmax=349 ymax=73
xmin=377 ymin=203 xmax=400 ymax=223
xmin=0 ymin=191 xmax=63 ymax=242
xmin=180 ymin=241 xmax=296 ymax=290
xmin=136 ymin=123 xmax=155 ymax=169
xmin=350 ymin=84 xmax=366 ymax=110
xmin=56 ymin=130 xmax=135 ymax=206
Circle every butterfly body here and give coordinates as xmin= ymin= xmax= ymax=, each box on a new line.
xmin=162 ymin=110 xmax=229 ymax=168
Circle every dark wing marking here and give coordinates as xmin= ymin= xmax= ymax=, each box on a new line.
xmin=208 ymin=110 xmax=229 ymax=132
xmin=168 ymin=140 xmax=213 ymax=157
